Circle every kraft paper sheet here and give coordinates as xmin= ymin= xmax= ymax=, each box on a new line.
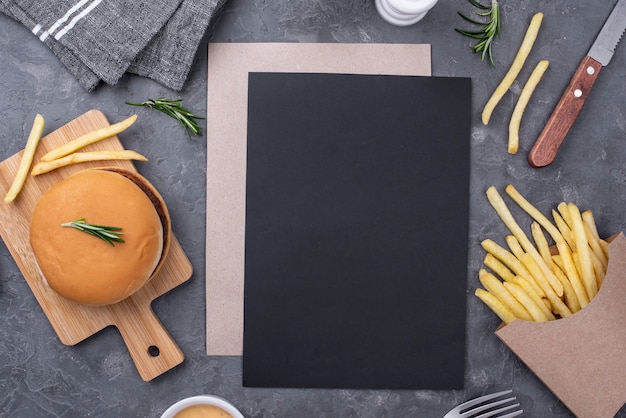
xmin=205 ymin=42 xmax=431 ymax=355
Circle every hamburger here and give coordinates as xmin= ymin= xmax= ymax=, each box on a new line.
xmin=29 ymin=167 xmax=171 ymax=305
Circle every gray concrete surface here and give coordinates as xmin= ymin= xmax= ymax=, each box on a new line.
xmin=1 ymin=0 xmax=625 ymax=416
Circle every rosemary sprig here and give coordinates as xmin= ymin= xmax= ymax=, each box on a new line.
xmin=125 ymin=98 xmax=205 ymax=139
xmin=61 ymin=218 xmax=125 ymax=246
xmin=455 ymin=0 xmax=501 ymax=66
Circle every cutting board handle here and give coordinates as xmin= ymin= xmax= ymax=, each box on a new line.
xmin=111 ymin=297 xmax=185 ymax=382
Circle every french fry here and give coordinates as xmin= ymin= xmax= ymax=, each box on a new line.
xmin=505 ymin=184 xmax=564 ymax=244
xmin=513 ymin=276 xmax=554 ymax=319
xmin=505 ymin=235 xmax=525 ymax=260
xmin=552 ymin=254 xmax=562 ymax=269
xmin=508 ymin=60 xmax=549 ymax=154
xmin=479 ymin=269 xmax=532 ymax=321
xmin=531 ymin=221 xmax=552 ymax=266
xmin=4 ymin=114 xmax=45 ymax=203
xmin=504 ymin=281 xmax=549 ymax=322
xmin=521 ymin=253 xmax=571 ymax=318
xmin=552 ymin=210 xmax=575 ymax=249
xmin=501 ymin=184 xmax=591 ymax=305
xmin=557 ymin=202 xmax=572 ymax=227
xmin=480 ymin=184 xmax=609 ymax=322
xmin=481 ymin=12 xmax=544 ymax=125
xmin=582 ymin=210 xmax=609 ymax=259
xmin=588 ymin=248 xmax=605 ymax=288
xmin=484 ymin=253 xmax=515 ymax=282
xmin=582 ymin=210 xmax=601 ymax=240
xmin=585 ymin=223 xmax=608 ymax=271
xmin=31 ymin=150 xmax=148 ymax=176
xmin=582 ymin=211 xmax=608 ymax=269
xmin=481 ymin=239 xmax=545 ymax=297
xmin=475 ymin=288 xmax=517 ymax=324
xmin=568 ymin=203 xmax=598 ymax=299
xmin=551 ymin=262 xmax=581 ymax=313
xmin=572 ymin=252 xmax=582 ymax=277
xmin=486 ymin=186 xmax=563 ymax=296
xmin=40 ymin=114 xmax=137 ymax=162
xmin=555 ymin=240 xmax=589 ymax=307
xmin=584 ymin=235 xmax=606 ymax=287
xmin=598 ymin=238 xmax=610 ymax=259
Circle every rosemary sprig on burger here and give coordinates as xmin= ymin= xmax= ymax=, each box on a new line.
xmin=61 ymin=218 xmax=125 ymax=246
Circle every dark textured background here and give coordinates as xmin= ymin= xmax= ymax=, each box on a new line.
xmin=1 ymin=0 xmax=625 ymax=416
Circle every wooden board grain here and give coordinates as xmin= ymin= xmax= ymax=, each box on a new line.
xmin=0 ymin=109 xmax=192 ymax=381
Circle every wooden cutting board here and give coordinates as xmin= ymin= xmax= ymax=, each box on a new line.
xmin=0 ymin=109 xmax=192 ymax=382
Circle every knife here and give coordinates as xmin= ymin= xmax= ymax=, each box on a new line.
xmin=528 ymin=0 xmax=626 ymax=167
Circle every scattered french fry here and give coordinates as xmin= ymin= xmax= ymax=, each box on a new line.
xmin=508 ymin=59 xmax=549 ymax=154
xmin=31 ymin=150 xmax=147 ymax=176
xmin=4 ymin=114 xmax=45 ymax=203
xmin=481 ymin=12 xmax=544 ymax=125
xmin=40 ymin=114 xmax=137 ymax=162
xmin=476 ymin=184 xmax=608 ymax=323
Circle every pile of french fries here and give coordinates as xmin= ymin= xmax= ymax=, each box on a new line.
xmin=4 ymin=114 xmax=145 ymax=203
xmin=476 ymin=185 xmax=609 ymax=323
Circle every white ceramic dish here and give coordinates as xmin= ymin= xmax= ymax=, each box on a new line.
xmin=161 ymin=395 xmax=244 ymax=418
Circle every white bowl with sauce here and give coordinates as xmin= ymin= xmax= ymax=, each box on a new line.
xmin=161 ymin=395 xmax=244 ymax=418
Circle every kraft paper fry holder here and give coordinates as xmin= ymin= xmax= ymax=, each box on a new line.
xmin=496 ymin=232 xmax=626 ymax=418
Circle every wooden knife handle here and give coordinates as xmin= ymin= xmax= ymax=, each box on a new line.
xmin=528 ymin=56 xmax=602 ymax=167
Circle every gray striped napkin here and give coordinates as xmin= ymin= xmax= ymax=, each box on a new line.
xmin=0 ymin=0 xmax=227 ymax=91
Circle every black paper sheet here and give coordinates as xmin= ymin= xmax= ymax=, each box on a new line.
xmin=243 ymin=72 xmax=471 ymax=389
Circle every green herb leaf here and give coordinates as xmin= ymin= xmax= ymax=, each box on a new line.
xmin=455 ymin=0 xmax=500 ymax=67
xmin=125 ymin=98 xmax=205 ymax=139
xmin=61 ymin=218 xmax=125 ymax=246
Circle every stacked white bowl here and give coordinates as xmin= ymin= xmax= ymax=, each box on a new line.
xmin=375 ymin=0 xmax=439 ymax=26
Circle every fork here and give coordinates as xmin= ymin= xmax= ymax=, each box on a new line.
xmin=443 ymin=389 xmax=523 ymax=417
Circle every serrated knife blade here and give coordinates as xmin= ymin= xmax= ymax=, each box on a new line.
xmin=528 ymin=0 xmax=626 ymax=167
